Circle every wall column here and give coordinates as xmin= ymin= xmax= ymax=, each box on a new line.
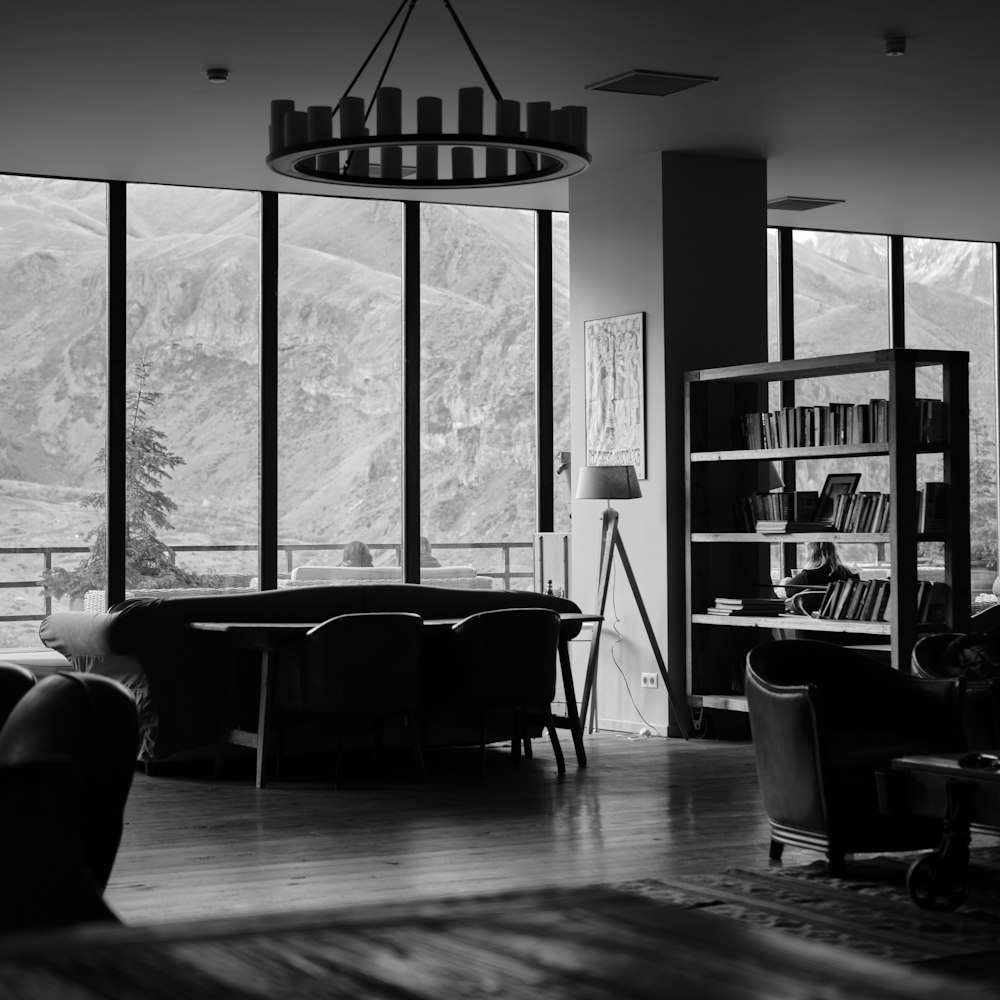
xmin=569 ymin=152 xmax=767 ymax=734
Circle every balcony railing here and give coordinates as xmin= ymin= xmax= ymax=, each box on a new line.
xmin=0 ymin=541 xmax=535 ymax=623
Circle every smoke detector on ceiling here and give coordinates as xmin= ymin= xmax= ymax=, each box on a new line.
xmin=585 ymin=69 xmax=717 ymax=97
xmin=767 ymin=196 xmax=846 ymax=212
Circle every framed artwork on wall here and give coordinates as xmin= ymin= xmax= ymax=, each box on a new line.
xmin=584 ymin=312 xmax=646 ymax=479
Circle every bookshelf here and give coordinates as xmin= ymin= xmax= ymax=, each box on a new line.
xmin=684 ymin=349 xmax=970 ymax=729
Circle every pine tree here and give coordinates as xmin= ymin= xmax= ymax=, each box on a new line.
xmin=42 ymin=356 xmax=210 ymax=600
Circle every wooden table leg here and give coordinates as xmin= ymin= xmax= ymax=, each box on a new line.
xmin=558 ymin=640 xmax=587 ymax=767
xmin=255 ymin=649 xmax=274 ymax=789
xmin=906 ymin=777 xmax=973 ymax=910
xmin=579 ymin=620 xmax=603 ymax=735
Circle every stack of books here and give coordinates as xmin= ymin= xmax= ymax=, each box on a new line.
xmin=707 ymin=597 xmax=787 ymax=616
xmin=755 ymin=520 xmax=832 ymax=534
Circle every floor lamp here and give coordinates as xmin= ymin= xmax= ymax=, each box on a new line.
xmin=575 ymin=465 xmax=691 ymax=739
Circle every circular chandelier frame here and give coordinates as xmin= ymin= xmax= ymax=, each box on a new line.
xmin=267 ymin=134 xmax=590 ymax=189
xmin=266 ymin=0 xmax=590 ymax=190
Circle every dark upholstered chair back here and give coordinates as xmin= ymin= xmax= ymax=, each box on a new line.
xmin=279 ymin=612 xmax=423 ymax=716
xmin=276 ymin=613 xmax=426 ymax=785
xmin=748 ymin=639 xmax=964 ymax=741
xmin=449 ymin=608 xmax=565 ymax=775
xmin=451 ymin=608 xmax=562 ymax=707
xmin=0 ymin=672 xmax=139 ymax=892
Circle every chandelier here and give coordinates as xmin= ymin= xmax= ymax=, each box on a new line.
xmin=266 ymin=0 xmax=590 ymax=190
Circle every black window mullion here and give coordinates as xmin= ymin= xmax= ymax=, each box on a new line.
xmin=776 ymin=227 xmax=796 ymax=574
xmin=535 ymin=210 xmax=554 ymax=533
xmin=105 ymin=182 xmax=127 ymax=607
xmin=402 ymin=201 xmax=421 ymax=582
xmin=889 ymin=234 xmax=905 ymax=348
xmin=258 ymin=192 xmax=279 ymax=591
xmin=993 ymin=243 xmax=1000 ymax=552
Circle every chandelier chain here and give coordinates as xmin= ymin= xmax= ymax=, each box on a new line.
xmin=334 ymin=0 xmax=414 ymax=122
xmin=441 ymin=0 xmax=504 ymax=103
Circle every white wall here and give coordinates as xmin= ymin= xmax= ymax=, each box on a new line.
xmin=569 ymin=153 xmax=668 ymax=733
xmin=568 ymin=152 xmax=767 ymax=735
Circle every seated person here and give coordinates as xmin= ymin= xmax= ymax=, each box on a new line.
xmin=341 ymin=540 xmax=373 ymax=567
xmin=776 ymin=541 xmax=858 ymax=601
xmin=419 ymin=536 xmax=441 ymax=568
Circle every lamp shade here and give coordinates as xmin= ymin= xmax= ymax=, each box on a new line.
xmin=575 ymin=464 xmax=642 ymax=501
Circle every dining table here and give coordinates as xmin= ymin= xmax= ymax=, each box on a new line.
xmin=190 ymin=612 xmax=601 ymax=787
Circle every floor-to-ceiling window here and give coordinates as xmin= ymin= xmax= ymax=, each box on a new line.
xmin=0 ymin=172 xmax=563 ymax=641
xmin=124 ymin=185 xmax=260 ymax=595
xmin=418 ymin=203 xmax=536 ymax=588
xmin=771 ymin=227 xmax=999 ymax=608
xmin=790 ymin=231 xmax=891 ymax=568
xmin=903 ymin=238 xmax=997 ymax=604
xmin=0 ymin=177 xmax=107 ymax=646
xmin=552 ymin=212 xmax=572 ymax=535
xmin=277 ymin=195 xmax=403 ymax=577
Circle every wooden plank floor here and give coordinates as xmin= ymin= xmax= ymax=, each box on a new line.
xmin=107 ymin=732 xmax=818 ymax=925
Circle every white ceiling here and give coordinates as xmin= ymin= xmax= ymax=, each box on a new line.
xmin=5 ymin=1 xmax=1000 ymax=240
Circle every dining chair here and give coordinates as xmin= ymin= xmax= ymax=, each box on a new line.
xmin=450 ymin=608 xmax=565 ymax=776
xmin=276 ymin=612 xmax=425 ymax=787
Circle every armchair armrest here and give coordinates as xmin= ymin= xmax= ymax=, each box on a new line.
xmin=746 ymin=671 xmax=828 ymax=833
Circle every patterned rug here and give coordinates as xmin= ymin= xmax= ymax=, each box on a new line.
xmin=612 ymin=849 xmax=1000 ymax=985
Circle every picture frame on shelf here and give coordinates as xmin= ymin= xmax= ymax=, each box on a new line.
xmin=817 ymin=472 xmax=861 ymax=522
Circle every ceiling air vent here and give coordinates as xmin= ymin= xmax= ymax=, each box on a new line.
xmin=767 ymin=196 xmax=846 ymax=211
xmin=585 ymin=70 xmax=717 ymax=97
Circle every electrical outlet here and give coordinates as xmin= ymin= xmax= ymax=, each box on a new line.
xmin=641 ymin=672 xmax=658 ymax=689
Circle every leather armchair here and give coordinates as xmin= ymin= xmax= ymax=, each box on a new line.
xmin=0 ymin=661 xmax=36 ymax=730
xmin=0 ymin=672 xmax=139 ymax=930
xmin=912 ymin=631 xmax=1000 ymax=750
xmin=746 ymin=639 xmax=966 ymax=875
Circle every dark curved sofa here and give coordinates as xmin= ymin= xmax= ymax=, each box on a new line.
xmin=39 ymin=584 xmax=582 ymax=763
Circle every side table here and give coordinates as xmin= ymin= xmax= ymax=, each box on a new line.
xmin=882 ymin=752 xmax=1000 ymax=909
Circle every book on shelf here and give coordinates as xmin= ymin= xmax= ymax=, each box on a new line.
xmin=811 ymin=578 xmax=891 ymax=622
xmin=731 ymin=396 xmax=940 ymax=449
xmin=917 ymin=580 xmax=949 ymax=623
xmin=916 ymin=398 xmax=945 ymax=445
xmin=755 ymin=520 xmax=832 ymax=534
xmin=828 ymin=491 xmax=890 ymax=532
xmin=918 ymin=482 xmax=947 ymax=534
xmin=707 ymin=597 xmax=786 ymax=616
xmin=736 ymin=489 xmax=820 ymax=531
xmin=808 ymin=577 xmax=945 ymax=624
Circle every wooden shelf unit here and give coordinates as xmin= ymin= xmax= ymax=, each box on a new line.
xmin=684 ymin=349 xmax=970 ymax=720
